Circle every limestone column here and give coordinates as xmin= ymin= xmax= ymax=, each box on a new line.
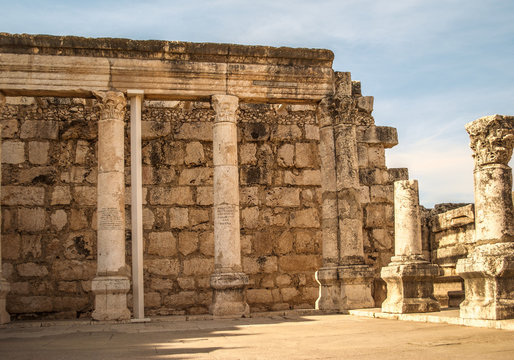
xmin=381 ymin=180 xmax=440 ymax=313
xmin=457 ymin=114 xmax=514 ymax=320
xmin=210 ymin=94 xmax=249 ymax=316
xmin=91 ymin=91 xmax=130 ymax=321
xmin=0 ymin=92 xmax=10 ymax=324
xmin=316 ymin=98 xmax=342 ymax=310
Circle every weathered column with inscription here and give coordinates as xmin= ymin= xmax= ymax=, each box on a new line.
xmin=381 ymin=180 xmax=440 ymax=313
xmin=0 ymin=93 xmax=10 ymax=324
xmin=210 ymin=94 xmax=249 ymax=316
xmin=315 ymin=97 xmax=342 ymax=310
xmin=91 ymin=91 xmax=130 ymax=321
xmin=457 ymin=115 xmax=514 ymax=320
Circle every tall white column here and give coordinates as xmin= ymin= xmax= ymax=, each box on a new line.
xmin=0 ymin=92 xmax=10 ymax=324
xmin=381 ymin=180 xmax=440 ymax=314
xmin=127 ymin=89 xmax=146 ymax=321
xmin=210 ymin=94 xmax=249 ymax=316
xmin=91 ymin=91 xmax=130 ymax=321
xmin=457 ymin=115 xmax=514 ymax=320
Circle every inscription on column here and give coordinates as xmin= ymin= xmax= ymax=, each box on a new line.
xmin=99 ymin=207 xmax=123 ymax=230
xmin=217 ymin=205 xmax=235 ymax=226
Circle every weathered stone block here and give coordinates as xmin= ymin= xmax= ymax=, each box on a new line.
xmin=64 ymin=232 xmax=94 ymax=260
xmin=370 ymin=185 xmax=393 ymax=203
xmin=178 ymin=231 xmax=199 ymax=256
xmin=148 ymin=232 xmax=177 ymax=257
xmin=17 ymin=263 xmax=49 ymax=277
xmin=305 ymin=125 xmax=320 ymax=140
xmin=145 ymin=259 xmax=180 ymax=276
xmin=175 ymin=122 xmax=213 ymax=141
xmin=142 ymin=208 xmax=155 ymax=229
xmin=149 ymin=187 xmax=194 ymax=205
xmin=277 ymin=144 xmax=294 ymax=167
xmin=21 ymin=234 xmax=42 ymax=258
xmin=73 ymin=186 xmax=96 ymax=206
xmin=196 ymin=186 xmax=213 ymax=206
xmin=283 ymin=170 xmax=321 ymax=186
xmin=265 ymin=187 xmax=300 ymax=207
xmin=278 ymin=255 xmax=321 ymax=272
xmin=182 ymin=258 xmax=214 ymax=276
xmin=247 ymin=289 xmax=273 ymax=303
xmin=178 ymin=168 xmax=213 ymax=186
xmin=141 ymin=121 xmax=171 ymax=139
xmin=272 ymin=125 xmax=301 ymax=140
xmin=28 ymin=141 xmax=49 ymax=165
xmin=240 ymin=187 xmax=258 ymax=206
xmin=169 ymin=207 xmax=189 ymax=228
xmin=274 ymin=231 xmax=293 ymax=255
xmin=177 ymin=277 xmax=195 ymax=290
xmin=388 ymin=168 xmax=409 ymax=183
xmin=295 ymin=143 xmax=318 ymax=168
xmin=241 ymin=206 xmax=259 ymax=229
xmin=150 ymin=278 xmax=174 ymax=291
xmin=2 ymin=140 xmax=25 ymax=164
xmin=51 ymin=210 xmax=68 ymax=231
xmin=2 ymin=186 xmax=43 ymax=205
xmin=185 ymin=141 xmax=205 ymax=165
xmin=199 ymin=232 xmax=214 ymax=257
xmin=1 ymin=119 xmax=19 ymax=138
xmin=20 ymin=120 xmax=59 ymax=139
xmin=189 ymin=209 xmax=209 ymax=227
xmin=368 ymin=146 xmax=386 ymax=168
xmin=2 ymin=234 xmax=21 ymax=260
xmin=51 ymin=186 xmax=72 ymax=205
xmin=290 ymin=208 xmax=320 ymax=228
xmin=280 ymin=287 xmax=299 ymax=301
xmin=239 ymin=143 xmax=257 ymax=165
xmin=17 ymin=207 xmax=46 ymax=232
xmin=8 ymin=296 xmax=53 ymax=313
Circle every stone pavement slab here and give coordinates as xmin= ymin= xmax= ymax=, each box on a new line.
xmin=0 ymin=314 xmax=513 ymax=359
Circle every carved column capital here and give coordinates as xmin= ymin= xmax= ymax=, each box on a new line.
xmin=211 ymin=95 xmax=238 ymax=123
xmin=93 ymin=91 xmax=127 ymax=121
xmin=316 ymin=97 xmax=334 ymax=128
xmin=466 ymin=115 xmax=514 ymax=167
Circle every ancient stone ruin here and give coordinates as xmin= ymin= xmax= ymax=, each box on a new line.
xmin=0 ymin=33 xmax=512 ymax=323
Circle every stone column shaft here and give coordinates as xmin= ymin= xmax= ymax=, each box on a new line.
xmin=333 ymin=122 xmax=365 ymax=264
xmin=91 ymin=91 xmax=130 ymax=321
xmin=210 ymin=94 xmax=248 ymax=316
xmin=381 ymin=180 xmax=440 ymax=314
xmin=457 ymin=114 xmax=514 ymax=320
xmin=0 ymin=92 xmax=10 ymax=324
xmin=393 ymin=180 xmax=422 ymax=260
xmin=316 ymin=99 xmax=341 ymax=310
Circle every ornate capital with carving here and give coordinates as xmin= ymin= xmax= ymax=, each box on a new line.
xmin=466 ymin=115 xmax=514 ymax=167
xmin=93 ymin=91 xmax=127 ymax=121
xmin=212 ymin=95 xmax=238 ymax=123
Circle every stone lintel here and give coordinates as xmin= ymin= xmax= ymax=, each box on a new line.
xmin=431 ymin=204 xmax=475 ymax=232
xmin=0 ymin=33 xmax=334 ymax=103
xmin=358 ymin=126 xmax=399 ymax=148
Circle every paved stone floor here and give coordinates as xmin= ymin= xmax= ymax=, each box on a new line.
xmin=0 ymin=314 xmax=513 ymax=359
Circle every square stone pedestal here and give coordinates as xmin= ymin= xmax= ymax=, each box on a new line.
xmin=210 ymin=272 xmax=249 ymax=316
xmin=92 ymin=276 xmax=131 ymax=321
xmin=0 ymin=278 xmax=10 ymax=324
xmin=316 ymin=265 xmax=375 ymax=312
xmin=456 ymin=243 xmax=514 ymax=320
xmin=381 ymin=260 xmax=441 ymax=314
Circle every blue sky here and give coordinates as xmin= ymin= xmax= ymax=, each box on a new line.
xmin=2 ymin=0 xmax=513 ymax=207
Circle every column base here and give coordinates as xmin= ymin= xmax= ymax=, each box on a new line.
xmin=456 ymin=243 xmax=514 ymax=320
xmin=315 ymin=267 xmax=340 ymax=311
xmin=91 ymin=276 xmax=130 ymax=321
xmin=210 ymin=272 xmax=249 ymax=316
xmin=381 ymin=260 xmax=441 ymax=314
xmin=338 ymin=264 xmax=375 ymax=311
xmin=0 ymin=278 xmax=10 ymax=324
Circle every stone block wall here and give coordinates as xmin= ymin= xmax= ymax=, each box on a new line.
xmin=425 ymin=204 xmax=474 ymax=306
xmin=1 ymin=94 xmax=401 ymax=318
